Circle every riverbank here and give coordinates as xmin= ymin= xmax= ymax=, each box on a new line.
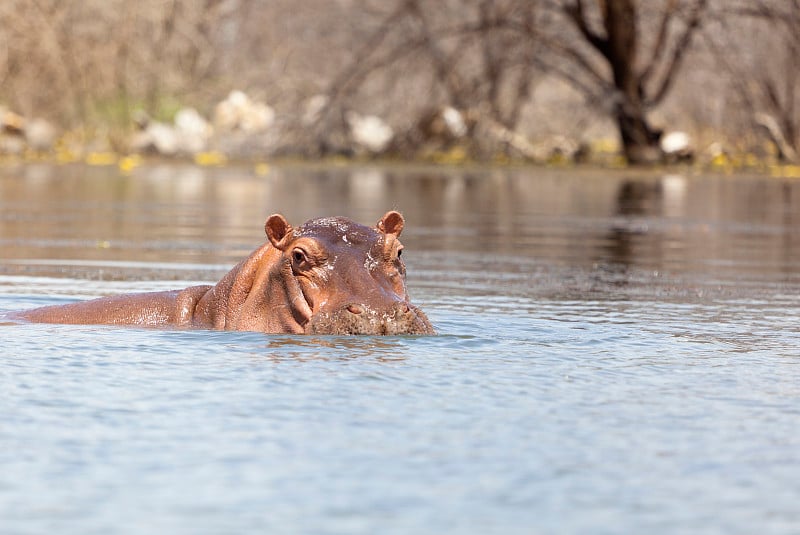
xmin=2 ymin=145 xmax=800 ymax=180
xmin=3 ymin=91 xmax=800 ymax=179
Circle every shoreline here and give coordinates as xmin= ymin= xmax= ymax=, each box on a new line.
xmin=0 ymin=151 xmax=799 ymax=180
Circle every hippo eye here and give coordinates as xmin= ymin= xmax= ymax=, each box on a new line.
xmin=292 ymin=248 xmax=308 ymax=265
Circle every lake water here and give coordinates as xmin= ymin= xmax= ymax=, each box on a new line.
xmin=1 ymin=163 xmax=800 ymax=534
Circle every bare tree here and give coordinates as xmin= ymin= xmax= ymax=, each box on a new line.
xmin=310 ymin=0 xmax=543 ymax=158
xmin=0 ymin=0 xmax=234 ymax=127
xmin=538 ymin=0 xmax=708 ymax=164
xmin=707 ymin=0 xmax=800 ymax=162
xmin=316 ymin=0 xmax=711 ymax=163
xmin=0 ymin=0 xmax=787 ymax=164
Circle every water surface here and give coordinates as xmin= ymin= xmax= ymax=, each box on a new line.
xmin=1 ymin=163 xmax=800 ymax=534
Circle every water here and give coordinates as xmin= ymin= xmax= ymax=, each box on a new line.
xmin=1 ymin=163 xmax=800 ymax=534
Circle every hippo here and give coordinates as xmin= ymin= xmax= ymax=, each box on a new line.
xmin=11 ymin=211 xmax=435 ymax=335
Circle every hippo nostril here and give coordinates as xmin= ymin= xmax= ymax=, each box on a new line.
xmin=347 ymin=304 xmax=364 ymax=315
xmin=393 ymin=302 xmax=410 ymax=316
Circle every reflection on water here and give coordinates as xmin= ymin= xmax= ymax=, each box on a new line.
xmin=3 ymin=164 xmax=800 ymax=281
xmin=256 ymin=334 xmax=419 ymax=363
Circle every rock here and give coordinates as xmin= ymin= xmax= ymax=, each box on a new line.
xmin=660 ymin=131 xmax=693 ymax=162
xmin=441 ymin=106 xmax=467 ymax=138
xmin=174 ymin=107 xmax=212 ymax=154
xmin=214 ymin=92 xmax=240 ymax=131
xmin=346 ymin=112 xmax=393 ymax=154
xmin=0 ymin=108 xmax=25 ymax=135
xmin=25 ymin=118 xmax=57 ymax=152
xmin=214 ymin=90 xmax=275 ymax=134
xmin=0 ymin=109 xmax=56 ymax=153
xmin=130 ymin=108 xmax=213 ymax=156
xmin=149 ymin=123 xmax=180 ymax=155
xmin=131 ymin=121 xmax=179 ymax=156
xmin=415 ymin=107 xmax=470 ymax=143
xmin=174 ymin=108 xmax=209 ymax=133
xmin=244 ymin=103 xmax=274 ymax=133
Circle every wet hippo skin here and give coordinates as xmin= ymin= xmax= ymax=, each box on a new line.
xmin=12 ymin=211 xmax=435 ymax=335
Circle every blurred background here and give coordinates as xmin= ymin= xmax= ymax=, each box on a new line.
xmin=0 ymin=0 xmax=797 ymax=167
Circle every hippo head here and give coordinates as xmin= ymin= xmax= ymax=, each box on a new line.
xmin=260 ymin=211 xmax=434 ymax=335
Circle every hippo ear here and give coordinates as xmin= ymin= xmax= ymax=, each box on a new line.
xmin=377 ymin=210 xmax=404 ymax=237
xmin=265 ymin=214 xmax=294 ymax=250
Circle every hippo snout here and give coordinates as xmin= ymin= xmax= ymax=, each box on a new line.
xmin=307 ymin=301 xmax=434 ymax=335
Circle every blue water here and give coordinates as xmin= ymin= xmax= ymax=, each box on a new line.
xmin=2 ymin=165 xmax=800 ymax=534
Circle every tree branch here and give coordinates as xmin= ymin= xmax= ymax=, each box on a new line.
xmin=701 ymin=20 xmax=754 ymax=115
xmin=504 ymin=4 xmax=537 ymax=129
xmin=562 ymin=0 xmax=610 ymax=59
xmin=532 ymin=53 xmax=609 ymax=107
xmin=645 ymin=0 xmax=708 ymax=106
xmin=639 ymin=0 xmax=678 ymax=86
xmin=538 ymin=34 xmax=609 ymax=89
xmin=405 ymin=0 xmax=467 ymax=107
xmin=322 ymin=2 xmax=412 ymax=112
